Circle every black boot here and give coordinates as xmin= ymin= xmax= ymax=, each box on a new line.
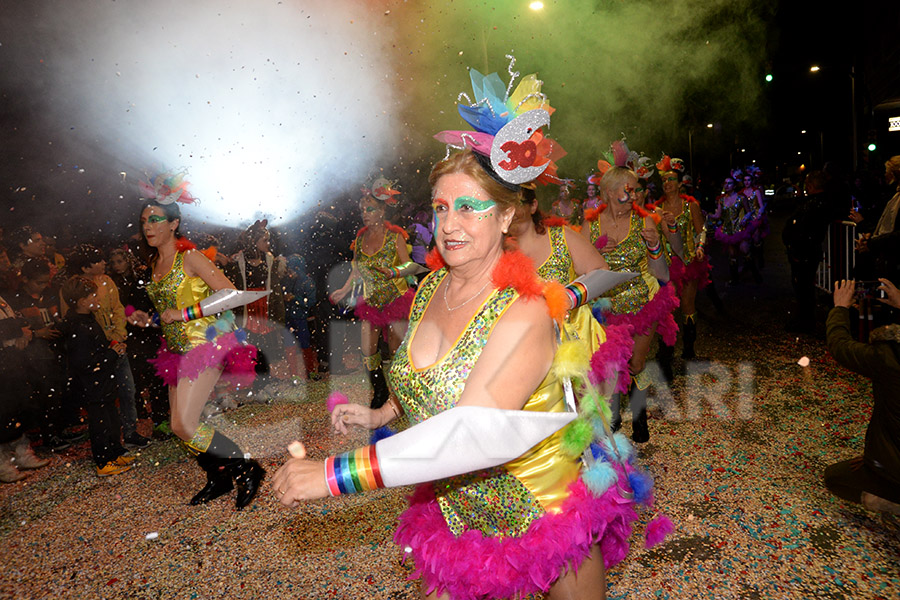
xmin=747 ymin=257 xmax=762 ymax=284
xmin=705 ymin=281 xmax=726 ymax=316
xmin=656 ymin=343 xmax=675 ymax=385
xmin=227 ymin=458 xmax=266 ymax=510
xmin=204 ymin=430 xmax=264 ymax=509
xmin=754 ymin=242 xmax=765 ymax=269
xmin=190 ymin=452 xmax=233 ymax=505
xmin=728 ymin=259 xmax=739 ymax=286
xmin=609 ymin=392 xmax=622 ymax=433
xmin=367 ymin=367 xmax=389 ymax=409
xmin=682 ymin=315 xmax=697 ymax=360
xmin=629 ymin=386 xmax=650 ymax=444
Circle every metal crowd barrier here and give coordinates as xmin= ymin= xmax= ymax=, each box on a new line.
xmin=816 ymin=221 xmax=856 ymax=293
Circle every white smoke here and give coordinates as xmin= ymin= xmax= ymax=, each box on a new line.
xmin=6 ymin=0 xmax=401 ymax=226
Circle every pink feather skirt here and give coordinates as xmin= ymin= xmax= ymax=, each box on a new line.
xmin=149 ymin=331 xmax=258 ymax=388
xmin=354 ymin=288 xmax=415 ymax=328
xmin=669 ymin=255 xmax=711 ymax=296
xmin=394 ymin=474 xmax=640 ymax=600
xmin=604 ymin=282 xmax=680 ymax=347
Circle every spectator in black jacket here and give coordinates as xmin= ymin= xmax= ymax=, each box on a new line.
xmin=60 ymin=276 xmax=135 ymax=477
xmin=824 ymin=279 xmax=900 ymax=514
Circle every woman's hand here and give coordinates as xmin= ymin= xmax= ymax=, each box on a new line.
xmin=127 ymin=310 xmax=153 ymax=328
xmin=657 ymin=209 xmax=676 ymax=228
xmin=271 ymin=442 xmax=330 ymax=506
xmin=331 ymin=402 xmax=389 ymax=435
xmin=855 ymin=233 xmax=870 ymax=253
xmin=833 ymin=279 xmax=856 ymax=309
xmin=877 ymin=278 xmax=900 ymax=309
xmin=160 ymin=308 xmax=182 ymax=324
xmin=848 ymin=210 xmax=864 ymax=224
xmin=695 ymin=245 xmax=705 ymax=260
xmin=641 ymin=224 xmax=660 ymax=248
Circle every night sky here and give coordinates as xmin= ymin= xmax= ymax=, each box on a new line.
xmin=0 ymin=0 xmax=886 ymax=245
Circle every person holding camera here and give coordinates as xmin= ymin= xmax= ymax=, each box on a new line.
xmin=824 ymin=279 xmax=900 ymax=514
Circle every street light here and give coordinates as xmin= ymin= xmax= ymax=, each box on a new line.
xmin=810 ymin=65 xmax=820 ymax=73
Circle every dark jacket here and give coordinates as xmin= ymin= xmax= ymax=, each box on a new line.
xmin=826 ymin=307 xmax=900 ymax=486
xmin=782 ymin=192 xmax=844 ymax=263
xmin=61 ymin=311 xmax=119 ymax=398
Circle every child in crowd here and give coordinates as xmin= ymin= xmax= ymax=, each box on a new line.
xmin=65 ymin=245 xmax=150 ymax=448
xmin=60 ymin=276 xmax=135 ymax=476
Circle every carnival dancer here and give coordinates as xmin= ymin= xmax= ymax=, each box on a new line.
xmin=275 ymin=59 xmax=672 ymax=600
xmin=712 ymin=175 xmax=760 ymax=284
xmin=655 ymin=156 xmax=710 ymax=360
xmin=329 ymin=178 xmax=417 ymax=409
xmin=741 ymin=166 xmax=768 ymax=269
xmin=550 ymin=182 xmax=581 ymax=224
xmin=514 ymin=188 xmax=635 ymax=397
xmin=127 ymin=173 xmax=264 ymax=509
xmin=584 ymin=166 xmax=679 ymax=443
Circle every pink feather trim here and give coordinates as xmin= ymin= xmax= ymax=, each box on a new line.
xmin=645 ymin=514 xmax=675 ymax=548
xmin=593 ymin=234 xmax=609 ymax=250
xmin=669 ymin=255 xmax=711 ymax=296
xmin=326 ymin=392 xmax=349 ymax=413
xmin=394 ymin=475 xmax=640 ymax=600
xmin=354 ymin=288 xmax=415 ymax=328
xmin=604 ymin=283 xmax=680 ymax=346
xmin=588 ymin=323 xmax=635 ymax=394
xmin=149 ymin=332 xmax=258 ymax=387
xmin=714 ymin=226 xmax=753 ymax=246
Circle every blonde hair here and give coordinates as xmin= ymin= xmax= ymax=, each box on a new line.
xmin=599 ymin=167 xmax=637 ymax=201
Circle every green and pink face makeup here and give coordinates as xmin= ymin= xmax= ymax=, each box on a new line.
xmin=432 ymin=195 xmax=497 ymax=229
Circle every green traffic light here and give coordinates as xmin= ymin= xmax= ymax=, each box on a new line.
xmin=867 ymin=143 xmax=877 ymax=152
xmin=765 ymin=73 xmax=773 ymax=82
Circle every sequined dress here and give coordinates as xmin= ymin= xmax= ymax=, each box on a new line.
xmin=714 ymin=196 xmax=753 ymax=245
xmin=352 ymin=228 xmax=414 ymax=327
xmin=661 ymin=196 xmax=710 ymax=293
xmin=592 ymin=211 xmax=680 ymax=345
xmin=390 ymin=268 xmax=641 ymax=599
xmin=145 ymin=252 xmax=256 ymax=387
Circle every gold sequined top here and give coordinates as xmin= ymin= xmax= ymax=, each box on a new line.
xmin=146 ymin=252 xmax=221 ymax=354
xmin=596 ymin=211 xmax=660 ymax=315
xmin=536 ymin=227 xmax=575 ymax=284
xmin=662 ymin=197 xmax=699 ymax=262
xmin=717 ymin=196 xmax=747 ymax=236
xmin=389 ymin=269 xmax=579 ymax=538
xmin=354 ymin=230 xmax=408 ymax=309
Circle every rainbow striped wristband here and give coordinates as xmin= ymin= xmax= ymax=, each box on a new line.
xmin=385 ymin=266 xmax=402 ymax=278
xmin=324 ymin=445 xmax=384 ymax=496
xmin=564 ymin=280 xmax=588 ymax=309
xmin=666 ymin=222 xmax=678 ymax=233
xmin=182 ymin=303 xmax=204 ymax=322
xmin=646 ymin=242 xmax=664 ymax=260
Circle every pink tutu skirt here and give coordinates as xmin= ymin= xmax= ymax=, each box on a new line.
xmin=669 ymin=255 xmax=711 ymax=297
xmin=394 ymin=473 xmax=640 ymax=600
xmin=354 ymin=288 xmax=415 ymax=328
xmin=604 ymin=282 xmax=680 ymax=347
xmin=149 ymin=331 xmax=258 ymax=388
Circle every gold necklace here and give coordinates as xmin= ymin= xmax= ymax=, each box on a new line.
xmin=443 ymin=276 xmax=492 ymax=311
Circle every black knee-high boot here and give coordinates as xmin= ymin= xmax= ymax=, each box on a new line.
xmin=656 ymin=343 xmax=675 ymax=385
xmin=629 ymin=384 xmax=650 ymax=444
xmin=609 ymin=392 xmax=622 ymax=433
xmin=747 ymin=255 xmax=762 ymax=284
xmin=205 ymin=430 xmax=265 ymax=510
xmin=364 ymin=353 xmax=389 ymax=409
xmin=682 ymin=313 xmax=697 ymax=360
xmin=729 ymin=259 xmax=740 ymax=285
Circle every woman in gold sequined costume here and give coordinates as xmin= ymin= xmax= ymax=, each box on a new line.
xmin=330 ymin=188 xmax=414 ymax=409
xmin=128 ymin=198 xmax=265 ymax=510
xmin=583 ymin=167 xmax=679 ymax=443
xmin=275 ymin=151 xmax=660 ymax=600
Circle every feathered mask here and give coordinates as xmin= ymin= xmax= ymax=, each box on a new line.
xmin=362 ymin=176 xmax=401 ymax=206
xmin=138 ymin=171 xmax=197 ymax=205
xmin=434 ymin=55 xmax=566 ymax=187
